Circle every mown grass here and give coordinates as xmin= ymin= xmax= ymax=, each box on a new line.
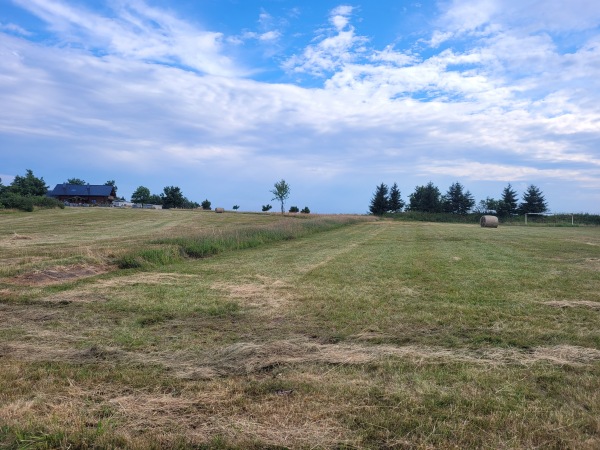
xmin=1 ymin=210 xmax=599 ymax=448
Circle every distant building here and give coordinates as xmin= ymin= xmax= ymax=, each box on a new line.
xmin=113 ymin=201 xmax=134 ymax=208
xmin=47 ymin=184 xmax=117 ymax=205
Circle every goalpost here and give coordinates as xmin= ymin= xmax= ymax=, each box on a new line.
xmin=525 ymin=213 xmax=574 ymax=225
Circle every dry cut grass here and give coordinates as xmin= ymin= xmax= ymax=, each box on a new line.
xmin=1 ymin=210 xmax=600 ymax=449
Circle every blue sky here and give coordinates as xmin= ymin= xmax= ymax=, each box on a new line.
xmin=1 ymin=0 xmax=599 ymax=213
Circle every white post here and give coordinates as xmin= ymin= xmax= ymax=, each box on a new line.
xmin=525 ymin=213 xmax=528 ymax=225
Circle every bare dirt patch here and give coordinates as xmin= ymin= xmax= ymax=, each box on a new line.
xmin=9 ymin=264 xmax=110 ymax=286
xmin=544 ymin=300 xmax=600 ymax=311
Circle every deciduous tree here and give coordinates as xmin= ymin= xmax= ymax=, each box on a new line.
xmin=270 ymin=179 xmax=290 ymax=214
xmin=408 ymin=182 xmax=442 ymax=213
xmin=161 ymin=186 xmax=185 ymax=209
xmin=147 ymin=194 xmax=163 ymax=205
xmin=131 ymin=186 xmax=151 ymax=205
xmin=475 ymin=197 xmax=499 ymax=215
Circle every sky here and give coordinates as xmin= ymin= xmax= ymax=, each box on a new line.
xmin=1 ymin=0 xmax=600 ymax=214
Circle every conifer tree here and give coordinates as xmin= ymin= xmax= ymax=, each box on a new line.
xmin=388 ymin=183 xmax=405 ymax=213
xmin=519 ymin=185 xmax=548 ymax=214
xmin=442 ymin=182 xmax=475 ymax=214
xmin=497 ymin=184 xmax=518 ymax=217
xmin=369 ymin=183 xmax=389 ymax=215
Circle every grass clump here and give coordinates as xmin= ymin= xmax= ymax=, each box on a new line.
xmin=116 ymin=246 xmax=183 ymax=269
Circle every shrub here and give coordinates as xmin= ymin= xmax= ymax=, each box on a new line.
xmin=0 ymin=193 xmax=34 ymax=212
xmin=289 ymin=206 xmax=299 ymax=213
xmin=0 ymin=194 xmax=64 ymax=211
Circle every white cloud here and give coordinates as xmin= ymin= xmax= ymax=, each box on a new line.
xmin=259 ymin=30 xmax=281 ymax=42
xmin=2 ymin=1 xmax=600 ymax=212
xmin=283 ymin=6 xmax=367 ymax=75
xmin=11 ymin=0 xmax=240 ymax=76
xmin=0 ymin=22 xmax=32 ymax=36
xmin=422 ymin=161 xmax=600 ymax=187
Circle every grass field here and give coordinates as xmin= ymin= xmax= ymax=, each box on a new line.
xmin=1 ymin=208 xmax=599 ymax=449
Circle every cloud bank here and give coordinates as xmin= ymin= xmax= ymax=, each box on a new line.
xmin=1 ymin=0 xmax=599 ymax=212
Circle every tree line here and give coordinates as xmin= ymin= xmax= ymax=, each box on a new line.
xmin=0 ymin=170 xmax=304 ymax=214
xmin=369 ymin=181 xmax=548 ymax=217
xmin=130 ymin=185 xmax=203 ymax=209
xmin=0 ymin=170 xmax=64 ymax=211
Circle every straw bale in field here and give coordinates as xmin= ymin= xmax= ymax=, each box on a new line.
xmin=480 ymin=215 xmax=499 ymax=228
xmin=215 ymin=208 xmax=225 ymax=213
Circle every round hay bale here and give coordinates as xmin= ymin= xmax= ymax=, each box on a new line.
xmin=480 ymin=215 xmax=499 ymax=228
xmin=215 ymin=207 xmax=225 ymax=213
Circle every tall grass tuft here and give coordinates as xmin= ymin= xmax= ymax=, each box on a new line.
xmin=162 ymin=216 xmax=363 ymax=258
xmin=116 ymin=245 xmax=183 ymax=269
xmin=117 ymin=216 xmax=365 ymax=267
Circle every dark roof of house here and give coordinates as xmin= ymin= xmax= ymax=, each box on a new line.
xmin=48 ymin=184 xmax=116 ymax=198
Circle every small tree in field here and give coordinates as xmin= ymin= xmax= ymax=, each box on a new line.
xmin=289 ymin=206 xmax=299 ymax=213
xmin=201 ymin=199 xmax=212 ymax=210
xmin=301 ymin=206 xmax=310 ymax=214
xmin=270 ymin=179 xmax=290 ymax=214
xmin=262 ymin=204 xmax=273 ymax=212
xmin=232 ymin=205 xmax=240 ymax=211
xmin=369 ymin=183 xmax=389 ymax=216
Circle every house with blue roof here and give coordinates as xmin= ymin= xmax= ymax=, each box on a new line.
xmin=47 ymin=184 xmax=117 ymax=205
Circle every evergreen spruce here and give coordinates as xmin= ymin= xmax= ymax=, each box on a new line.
xmin=497 ymin=184 xmax=518 ymax=217
xmin=442 ymin=182 xmax=475 ymax=214
xmin=388 ymin=183 xmax=405 ymax=213
xmin=519 ymin=185 xmax=548 ymax=214
xmin=369 ymin=183 xmax=389 ymax=216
